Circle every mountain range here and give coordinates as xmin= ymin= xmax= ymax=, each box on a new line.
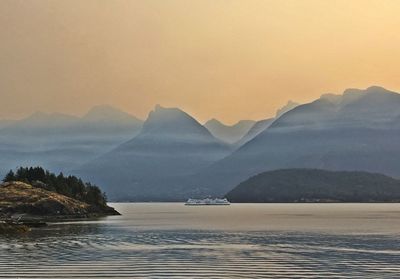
xmin=1 ymin=86 xmax=400 ymax=201
xmin=204 ymin=119 xmax=256 ymax=144
xmin=74 ymin=101 xmax=302 ymax=200
xmin=75 ymin=105 xmax=232 ymax=200
xmin=0 ymin=105 xmax=143 ymax=175
xmin=195 ymin=86 xmax=400 ymax=196
xmin=204 ymin=101 xmax=299 ymax=146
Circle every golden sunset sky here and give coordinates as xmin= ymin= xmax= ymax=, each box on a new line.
xmin=1 ymin=0 xmax=400 ymax=124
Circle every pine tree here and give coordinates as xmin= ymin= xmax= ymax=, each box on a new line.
xmin=2 ymin=166 xmax=108 ymax=206
xmin=3 ymin=170 xmax=16 ymax=182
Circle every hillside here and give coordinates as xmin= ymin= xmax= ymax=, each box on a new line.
xmin=0 ymin=181 xmax=119 ymax=217
xmin=226 ymin=169 xmax=400 ymax=202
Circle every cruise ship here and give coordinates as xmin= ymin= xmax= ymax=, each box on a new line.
xmin=185 ymin=198 xmax=230 ymax=206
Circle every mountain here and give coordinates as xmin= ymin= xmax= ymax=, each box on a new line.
xmin=82 ymin=105 xmax=142 ymax=126
xmin=275 ymin=101 xmax=300 ymax=118
xmin=196 ymin=86 xmax=400 ymax=196
xmin=225 ymin=169 xmax=400 ymax=202
xmin=236 ymin=118 xmax=274 ymax=146
xmin=76 ymin=105 xmax=232 ymax=201
xmin=2 ymin=112 xmax=79 ymax=132
xmin=2 ymin=105 xmax=142 ymax=134
xmin=235 ymin=101 xmax=299 ymax=146
xmin=204 ymin=102 xmax=299 ymax=146
xmin=204 ymin=119 xmax=255 ymax=144
xmin=0 ymin=106 xmax=143 ymax=175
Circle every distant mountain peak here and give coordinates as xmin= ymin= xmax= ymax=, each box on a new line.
xmin=142 ymin=105 xmax=212 ymax=138
xmin=204 ymin=118 xmax=256 ymax=144
xmin=29 ymin=111 xmax=47 ymax=118
xmin=148 ymin=105 xmax=189 ymax=119
xmin=341 ymin=85 xmax=396 ymax=97
xmin=320 ymin=93 xmax=341 ymax=103
xmin=365 ymin=85 xmax=388 ymax=92
xmin=205 ymin=118 xmax=255 ymax=128
xmin=151 ymin=104 xmax=183 ymax=115
xmin=205 ymin=118 xmax=220 ymax=125
xmin=275 ymin=100 xmax=300 ymax=118
xmin=154 ymin=104 xmax=164 ymax=110
xmin=83 ymin=105 xmax=142 ymax=124
xmin=319 ymin=86 xmax=399 ymax=108
xmin=315 ymin=86 xmax=399 ymax=108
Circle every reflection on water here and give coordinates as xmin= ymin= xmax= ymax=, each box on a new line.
xmin=1 ymin=203 xmax=400 ymax=278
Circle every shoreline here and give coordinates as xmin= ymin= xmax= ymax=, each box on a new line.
xmin=0 ymin=212 xmax=120 ymax=234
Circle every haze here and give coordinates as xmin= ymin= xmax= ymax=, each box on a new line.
xmin=1 ymin=0 xmax=400 ymax=124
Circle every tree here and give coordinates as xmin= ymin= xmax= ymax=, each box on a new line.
xmin=2 ymin=166 xmax=108 ymax=207
xmin=3 ymin=170 xmax=16 ymax=182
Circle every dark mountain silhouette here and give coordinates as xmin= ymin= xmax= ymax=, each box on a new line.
xmin=76 ymin=105 xmax=232 ymax=201
xmin=226 ymin=169 xmax=400 ymax=202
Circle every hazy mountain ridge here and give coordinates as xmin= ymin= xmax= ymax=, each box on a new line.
xmin=204 ymin=119 xmax=256 ymax=144
xmin=235 ymin=101 xmax=300 ymax=146
xmin=0 ymin=106 xmax=143 ymax=175
xmin=194 ymin=86 xmax=400 ymax=196
xmin=271 ymin=86 xmax=400 ymax=130
xmin=2 ymin=86 xmax=400 ymax=201
xmin=76 ymin=105 xmax=232 ymax=201
xmin=205 ymin=101 xmax=300 ymax=146
xmin=236 ymin=118 xmax=274 ymax=146
xmin=2 ymin=105 xmax=142 ymax=134
xmin=275 ymin=101 xmax=300 ymax=118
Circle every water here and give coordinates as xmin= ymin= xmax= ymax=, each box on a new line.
xmin=1 ymin=203 xmax=400 ymax=278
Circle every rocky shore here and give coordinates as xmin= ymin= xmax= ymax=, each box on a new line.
xmin=0 ymin=181 xmax=120 ymax=233
xmin=0 ymin=221 xmax=30 ymax=234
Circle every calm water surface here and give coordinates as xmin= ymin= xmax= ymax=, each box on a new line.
xmin=1 ymin=203 xmax=400 ymax=278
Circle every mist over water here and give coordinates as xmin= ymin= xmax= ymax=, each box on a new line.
xmin=1 ymin=203 xmax=400 ymax=278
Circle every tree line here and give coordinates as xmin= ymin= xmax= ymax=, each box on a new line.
xmin=3 ymin=167 xmax=108 ymax=207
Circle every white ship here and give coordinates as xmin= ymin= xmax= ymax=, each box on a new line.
xmin=185 ymin=198 xmax=230 ymax=206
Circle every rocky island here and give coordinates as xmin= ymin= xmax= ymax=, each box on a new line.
xmin=0 ymin=167 xmax=119 ymax=233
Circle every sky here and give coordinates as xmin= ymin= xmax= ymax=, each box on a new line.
xmin=1 ymin=0 xmax=400 ymax=124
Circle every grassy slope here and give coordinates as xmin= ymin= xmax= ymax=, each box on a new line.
xmin=0 ymin=181 xmax=118 ymax=217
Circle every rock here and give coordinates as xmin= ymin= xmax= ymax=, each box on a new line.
xmin=0 ymin=222 xmax=30 ymax=234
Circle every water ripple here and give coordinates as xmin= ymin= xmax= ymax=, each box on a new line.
xmin=1 ymin=229 xmax=400 ymax=278
xmin=2 ymin=203 xmax=400 ymax=278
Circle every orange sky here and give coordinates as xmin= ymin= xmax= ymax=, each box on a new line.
xmin=1 ymin=0 xmax=400 ymax=124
